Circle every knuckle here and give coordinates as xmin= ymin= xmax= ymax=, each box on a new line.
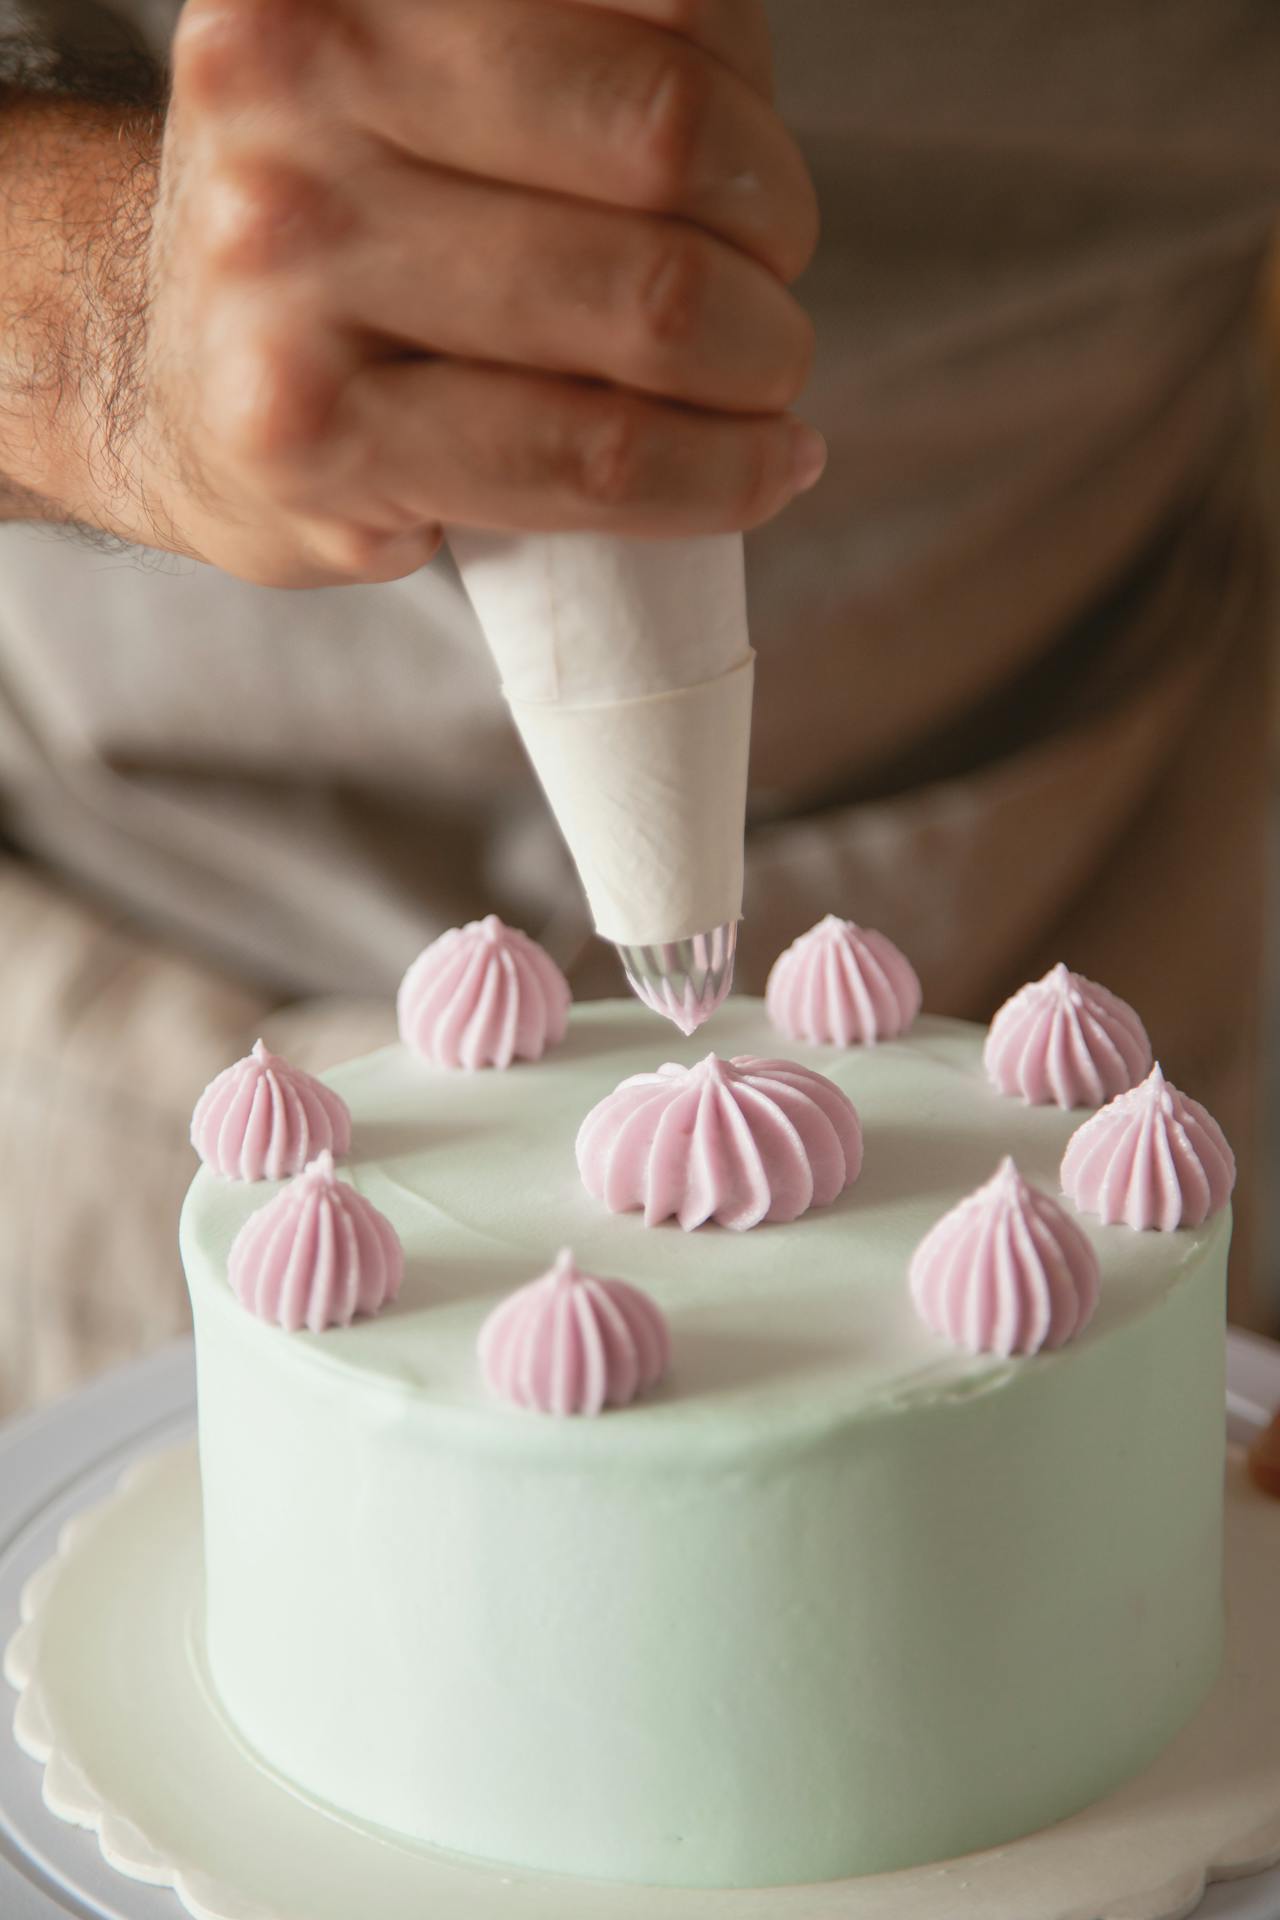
xmin=634 ymin=231 xmax=708 ymax=357
xmin=173 ymin=0 xmax=322 ymax=110
xmin=305 ymin=521 xmax=386 ymax=579
xmin=302 ymin=520 xmax=440 ymax=585
xmin=171 ymin=4 xmax=242 ymax=109
xmin=203 ymin=160 xmax=338 ymax=276
xmin=570 ymin=397 xmax=646 ymax=509
xmin=356 ymin=524 xmax=445 ymax=581
xmin=656 ymin=0 xmax=711 ymax=33
xmin=213 ymin=335 xmax=338 ymax=470
xmin=630 ymin=50 xmax=711 ymax=208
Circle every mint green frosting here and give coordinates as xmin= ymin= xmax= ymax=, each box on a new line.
xmin=182 ymin=1003 xmax=1226 ymax=1886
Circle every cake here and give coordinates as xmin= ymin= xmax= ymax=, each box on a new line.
xmin=178 ymin=930 xmax=1233 ymax=1891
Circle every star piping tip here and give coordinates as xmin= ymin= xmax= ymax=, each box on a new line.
xmin=615 ymin=922 xmax=738 ymax=1035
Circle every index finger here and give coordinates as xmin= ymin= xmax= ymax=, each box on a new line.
xmin=560 ymin=0 xmax=775 ymax=99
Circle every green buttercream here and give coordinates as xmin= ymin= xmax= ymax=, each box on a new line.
xmin=183 ymin=1003 xmax=1226 ymax=1885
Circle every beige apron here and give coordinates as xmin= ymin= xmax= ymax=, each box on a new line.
xmin=0 ymin=0 xmax=1276 ymax=1409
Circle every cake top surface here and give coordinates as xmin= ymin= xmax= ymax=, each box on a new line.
xmin=180 ymin=999 xmax=1227 ymax=1458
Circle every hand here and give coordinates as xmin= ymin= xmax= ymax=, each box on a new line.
xmin=137 ymin=0 xmax=823 ymax=586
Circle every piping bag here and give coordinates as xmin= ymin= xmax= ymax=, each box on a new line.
xmin=448 ymin=531 xmax=753 ymax=1034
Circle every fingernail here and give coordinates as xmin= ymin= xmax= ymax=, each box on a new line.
xmin=790 ymin=423 xmax=827 ymax=494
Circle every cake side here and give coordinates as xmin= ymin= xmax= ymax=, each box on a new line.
xmin=183 ymin=1000 xmax=1228 ymax=1885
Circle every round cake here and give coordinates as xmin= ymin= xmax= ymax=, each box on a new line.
xmin=180 ymin=997 xmax=1228 ymax=1888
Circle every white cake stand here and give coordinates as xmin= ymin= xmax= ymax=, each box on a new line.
xmin=1 ymin=1335 xmax=1279 ymax=1920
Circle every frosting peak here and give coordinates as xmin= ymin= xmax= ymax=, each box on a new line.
xmin=687 ymin=1052 xmax=732 ymax=1085
xmin=397 ymin=916 xmax=571 ymax=1070
xmin=228 ymin=1151 xmax=403 ymax=1332
xmin=478 ymin=1249 xmax=670 ymax=1416
xmin=766 ymin=916 xmax=922 ymax=1047
xmin=577 ymin=1053 xmax=862 ymax=1231
xmin=298 ymin=1146 xmax=337 ymax=1185
xmin=909 ymin=1156 xmax=1100 ymax=1356
xmin=190 ymin=1039 xmax=352 ymax=1181
xmin=984 ymin=965 xmax=1152 ymax=1109
xmin=1060 ymin=1063 xmax=1235 ymax=1231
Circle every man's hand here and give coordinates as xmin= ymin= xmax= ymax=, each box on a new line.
xmin=138 ymin=0 xmax=822 ymax=585
xmin=0 ymin=0 xmax=821 ymax=584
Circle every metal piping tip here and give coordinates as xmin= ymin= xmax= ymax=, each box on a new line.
xmin=615 ymin=922 xmax=738 ymax=1035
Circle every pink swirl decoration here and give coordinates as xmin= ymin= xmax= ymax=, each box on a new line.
xmin=190 ymin=1038 xmax=352 ymax=1182
xmin=984 ymin=963 xmax=1152 ymax=1109
xmin=577 ymin=1053 xmax=863 ymax=1231
xmin=478 ymin=1249 xmax=670 ymax=1417
xmin=228 ymin=1150 xmax=404 ymax=1333
xmin=766 ymin=914 xmax=922 ymax=1047
xmin=397 ymin=914 xmax=571 ymax=1071
xmin=1060 ymin=1063 xmax=1235 ymax=1232
xmin=910 ymin=1157 xmax=1100 ymax=1357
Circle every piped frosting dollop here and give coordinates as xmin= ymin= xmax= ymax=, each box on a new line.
xmin=478 ymin=1248 xmax=670 ymax=1417
xmin=909 ymin=1157 xmax=1100 ymax=1357
xmin=577 ymin=1053 xmax=862 ymax=1231
xmin=984 ymin=964 xmax=1152 ymax=1109
xmin=190 ymin=1039 xmax=352 ymax=1181
xmin=1060 ymin=1064 xmax=1235 ymax=1231
xmin=228 ymin=1150 xmax=404 ymax=1332
xmin=766 ymin=915 xmax=922 ymax=1047
xmin=397 ymin=914 xmax=571 ymax=1070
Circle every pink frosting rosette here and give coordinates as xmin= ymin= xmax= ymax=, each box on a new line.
xmin=766 ymin=914 xmax=922 ymax=1047
xmin=984 ymin=963 xmax=1152 ymax=1109
xmin=228 ymin=1150 xmax=403 ymax=1333
xmin=478 ymin=1249 xmax=670 ymax=1417
xmin=1060 ymin=1064 xmax=1235 ymax=1231
xmin=397 ymin=914 xmax=571 ymax=1070
xmin=190 ymin=1038 xmax=352 ymax=1182
xmin=909 ymin=1157 xmax=1100 ymax=1357
xmin=577 ymin=1053 xmax=862 ymax=1231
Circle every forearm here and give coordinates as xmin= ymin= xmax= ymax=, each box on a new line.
xmin=0 ymin=7 xmax=163 ymax=537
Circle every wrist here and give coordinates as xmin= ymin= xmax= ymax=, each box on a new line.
xmin=0 ymin=96 xmax=167 ymax=545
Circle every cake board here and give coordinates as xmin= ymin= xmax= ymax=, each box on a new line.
xmin=0 ymin=1336 xmax=1278 ymax=1920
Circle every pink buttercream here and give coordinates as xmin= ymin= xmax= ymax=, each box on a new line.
xmin=766 ymin=914 xmax=922 ymax=1047
xmin=478 ymin=1248 xmax=670 ymax=1417
xmin=984 ymin=963 xmax=1152 ymax=1109
xmin=910 ymin=1157 xmax=1100 ymax=1357
xmin=397 ymin=914 xmax=571 ymax=1070
xmin=577 ymin=1053 xmax=863 ymax=1231
xmin=228 ymin=1150 xmax=403 ymax=1333
xmin=190 ymin=1039 xmax=352 ymax=1182
xmin=1060 ymin=1063 xmax=1235 ymax=1231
